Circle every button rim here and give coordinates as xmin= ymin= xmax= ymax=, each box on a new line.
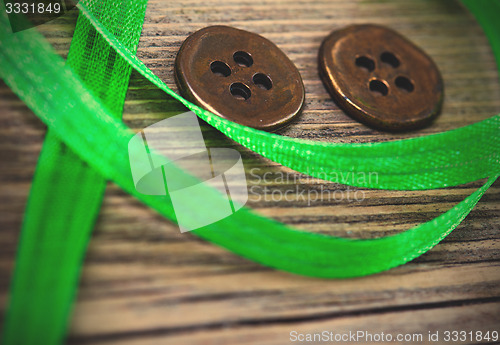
xmin=318 ymin=24 xmax=444 ymax=132
xmin=174 ymin=25 xmax=306 ymax=132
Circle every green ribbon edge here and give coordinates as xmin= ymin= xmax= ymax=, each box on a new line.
xmin=73 ymin=2 xmax=500 ymax=191
xmin=0 ymin=2 xmax=499 ymax=344
xmin=0 ymin=0 xmax=498 ymax=277
xmin=0 ymin=3 xmax=499 ymax=344
xmin=0 ymin=1 xmax=148 ymax=344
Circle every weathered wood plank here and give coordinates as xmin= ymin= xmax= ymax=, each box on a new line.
xmin=0 ymin=0 xmax=499 ymax=344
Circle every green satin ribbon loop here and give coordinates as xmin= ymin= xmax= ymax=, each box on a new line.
xmin=0 ymin=1 xmax=499 ymax=344
xmin=0 ymin=1 xmax=148 ymax=344
xmin=77 ymin=2 xmax=500 ymax=191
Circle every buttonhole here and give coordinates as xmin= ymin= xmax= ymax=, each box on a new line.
xmin=395 ymin=76 xmax=414 ymax=92
xmin=233 ymin=51 xmax=253 ymax=67
xmin=369 ymin=79 xmax=389 ymax=96
xmin=210 ymin=61 xmax=231 ymax=77
xmin=230 ymin=83 xmax=251 ymax=100
xmin=380 ymin=52 xmax=400 ymax=68
xmin=355 ymin=56 xmax=375 ymax=72
xmin=253 ymin=73 xmax=272 ymax=90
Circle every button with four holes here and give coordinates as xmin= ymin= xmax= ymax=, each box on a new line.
xmin=174 ymin=26 xmax=305 ymax=131
xmin=318 ymin=24 xmax=444 ymax=131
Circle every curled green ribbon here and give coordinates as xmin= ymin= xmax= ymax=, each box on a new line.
xmin=0 ymin=0 xmax=499 ymax=344
xmin=0 ymin=0 xmax=498 ymax=276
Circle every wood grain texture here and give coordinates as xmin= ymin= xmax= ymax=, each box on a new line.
xmin=1 ymin=0 xmax=499 ymax=344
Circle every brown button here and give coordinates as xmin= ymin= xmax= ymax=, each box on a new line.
xmin=175 ymin=26 xmax=305 ymax=131
xmin=318 ymin=24 xmax=443 ymax=131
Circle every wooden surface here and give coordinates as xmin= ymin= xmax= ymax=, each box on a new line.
xmin=1 ymin=0 xmax=500 ymax=344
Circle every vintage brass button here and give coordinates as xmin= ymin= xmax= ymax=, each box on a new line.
xmin=319 ymin=24 xmax=443 ymax=131
xmin=175 ymin=26 xmax=305 ymax=131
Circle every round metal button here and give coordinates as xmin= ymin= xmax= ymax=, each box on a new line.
xmin=175 ymin=26 xmax=305 ymax=131
xmin=318 ymin=24 xmax=444 ymax=131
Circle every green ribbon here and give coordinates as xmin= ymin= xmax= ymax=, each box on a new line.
xmin=0 ymin=1 xmax=148 ymax=344
xmin=0 ymin=0 xmax=499 ymax=344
